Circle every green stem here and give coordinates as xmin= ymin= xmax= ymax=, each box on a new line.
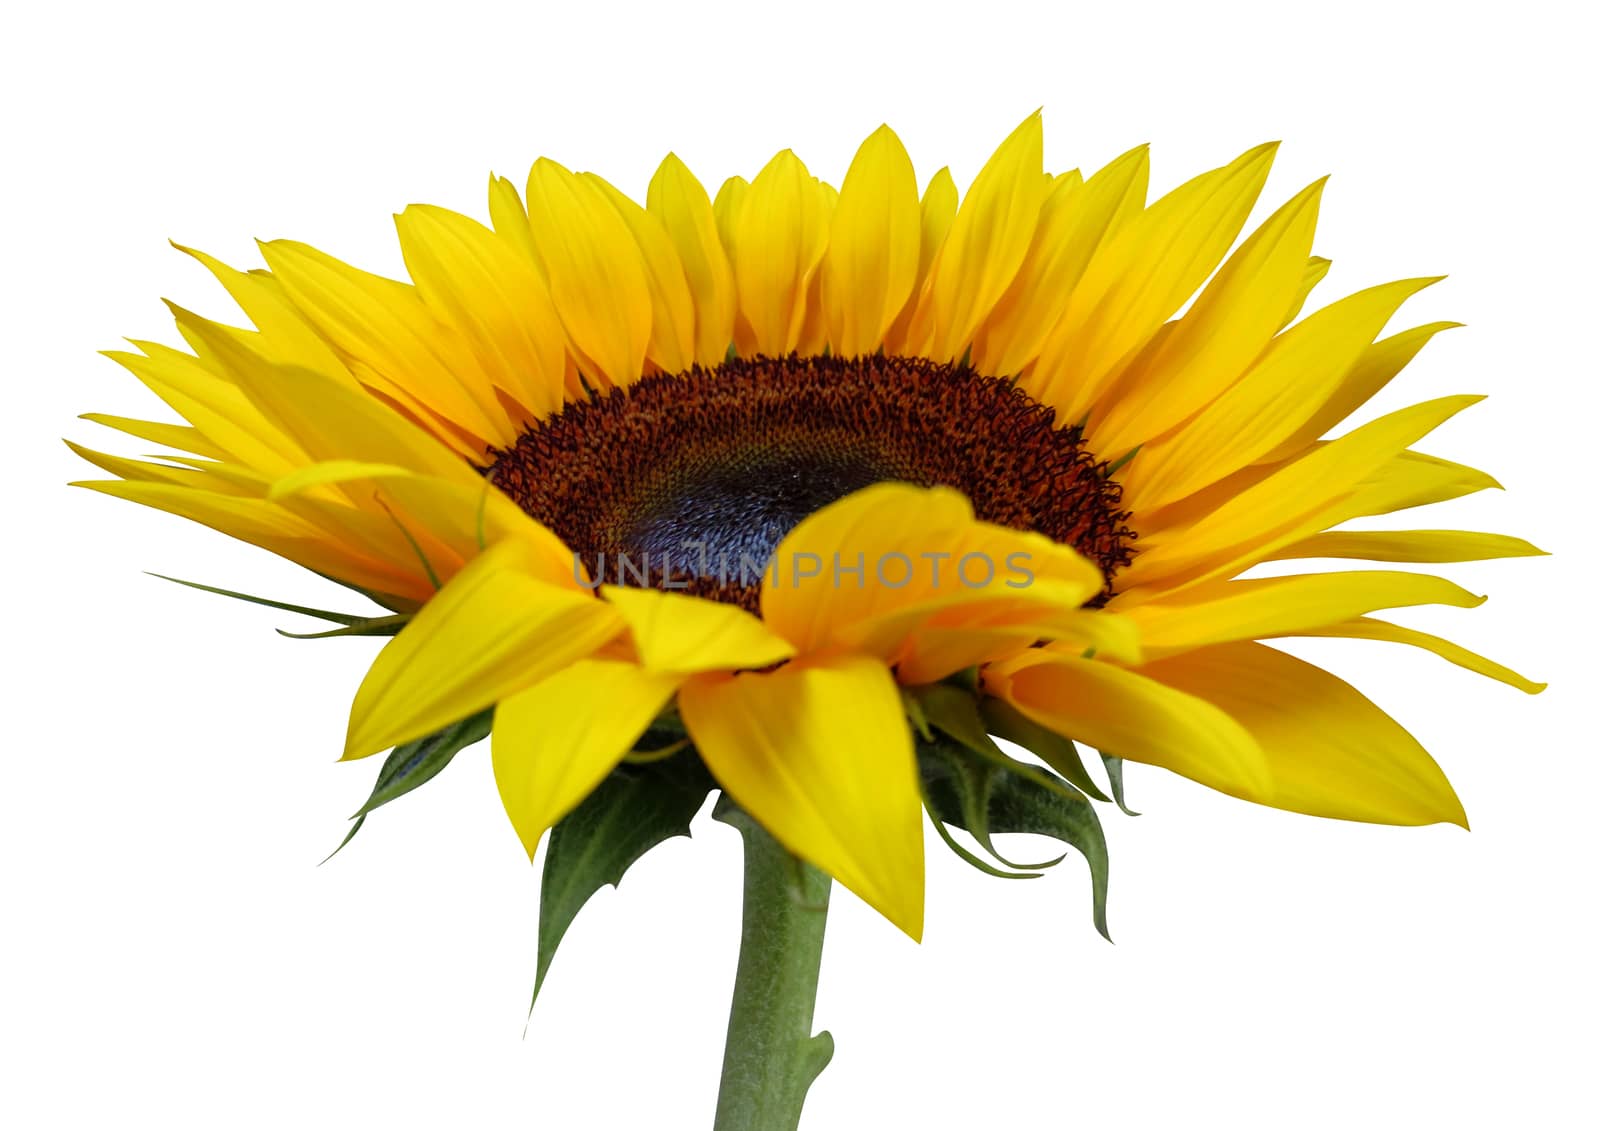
xmin=713 ymin=807 xmax=834 ymax=1131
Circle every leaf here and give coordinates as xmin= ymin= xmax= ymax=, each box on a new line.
xmin=534 ymin=741 xmax=716 ymax=1006
xmin=1101 ymin=752 xmax=1140 ymax=816
xmin=981 ymin=697 xmax=1111 ymax=802
xmin=919 ymin=731 xmax=1112 ymax=940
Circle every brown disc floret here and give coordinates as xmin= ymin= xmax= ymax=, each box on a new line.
xmin=488 ymin=354 xmax=1135 ymax=612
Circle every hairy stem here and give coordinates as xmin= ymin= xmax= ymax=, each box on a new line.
xmin=712 ymin=807 xmax=833 ymax=1131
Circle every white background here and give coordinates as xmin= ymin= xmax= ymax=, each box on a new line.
xmin=3 ymin=2 xmax=1595 ymax=1127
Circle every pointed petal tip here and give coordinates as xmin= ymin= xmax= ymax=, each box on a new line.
xmin=339 ymin=728 xmax=376 ymax=763
xmin=886 ymin=890 xmax=926 ymax=943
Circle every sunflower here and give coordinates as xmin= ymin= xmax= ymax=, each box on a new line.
xmin=71 ymin=113 xmax=1542 ymax=949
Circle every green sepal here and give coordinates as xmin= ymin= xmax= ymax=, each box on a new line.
xmin=533 ymin=738 xmax=716 ymax=1007
xmin=985 ymin=755 xmax=1111 ymax=940
xmin=901 ymin=688 xmax=933 ymax=743
xmin=918 ymin=729 xmax=1112 ymax=940
xmin=920 ymin=777 xmax=1042 ymax=880
xmin=319 ymin=813 xmax=365 ymax=865
xmin=1100 ymin=752 xmax=1139 ymax=816
xmin=277 ymin=613 xmax=411 ymax=639
xmin=980 ymin=697 xmax=1111 ymax=802
xmin=909 ymin=684 xmax=1067 ymax=872
xmin=352 ymin=710 xmax=493 ymax=819
xmin=913 ymin=683 xmax=1101 ymax=832
xmin=321 ymin=710 xmax=492 ymax=860
xmin=1104 ymin=444 xmax=1141 ymax=476
xmin=149 ymin=572 xmax=376 ymax=626
xmin=315 ymin=572 xmax=422 ymax=615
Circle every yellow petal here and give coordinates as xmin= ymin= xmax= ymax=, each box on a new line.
xmin=269 ymin=461 xmax=583 ymax=595
xmin=601 ymin=585 xmax=796 ymax=672
xmin=1126 ymin=570 xmax=1486 ymax=658
xmin=974 ymin=144 xmax=1149 ymax=375
xmin=794 ymin=241 xmax=833 ymax=357
xmin=344 ymin=540 xmax=623 ymax=758
xmin=78 ymin=413 xmax=226 ymax=460
xmin=524 ymin=158 xmax=653 ymax=387
xmin=394 ymin=204 xmax=567 ymax=420
xmin=584 ymin=173 xmax=697 ymax=375
xmin=1137 ymin=641 xmax=1467 ymax=825
xmin=1175 ymin=448 xmax=1499 ymax=547
xmin=1119 ymin=276 xmax=1441 ymax=511
xmin=158 ymin=455 xmax=272 ymax=492
xmin=821 ymin=124 xmax=921 ymax=358
xmin=905 ymin=113 xmax=1046 ymax=362
xmin=487 ymin=175 xmax=539 ymax=267
xmin=1089 ymin=177 xmax=1327 ymax=455
xmin=1261 ymin=321 xmax=1463 ymax=461
xmin=896 ymin=607 xmax=1140 ymax=686
xmin=105 ymin=339 xmax=309 ymax=474
xmin=759 ymin=483 xmax=1103 ymax=681
xmin=72 ymin=477 xmax=300 ymax=537
xmin=648 ymin=154 xmax=738 ymax=366
xmin=1280 ymin=255 xmax=1332 ymax=328
xmin=679 ymin=655 xmax=925 ymax=940
xmin=796 ymin=180 xmax=840 ymax=356
xmin=257 ymin=239 xmax=512 ymax=449
xmin=1029 ymin=142 xmax=1279 ymax=423
xmin=263 ymin=459 xmax=447 ymax=500
xmin=984 ymin=651 xmax=1270 ymax=800
xmin=66 ymin=441 xmax=246 ymax=492
xmin=166 ymin=313 xmax=479 ymax=489
xmin=1267 ymin=529 xmax=1546 ymax=563
xmin=1336 ymin=449 xmax=1502 ymax=520
xmin=493 ymin=659 xmax=682 ymax=857
xmin=733 ymin=150 xmax=830 ymax=355
xmin=173 ymin=244 xmax=352 ymax=381
xmin=882 ymin=166 xmax=958 ymax=355
xmin=1118 ymin=394 xmax=1483 ymax=593
xmin=712 ymin=176 xmax=748 ymax=259
xmin=1291 ymin=617 xmax=1545 ymax=694
xmin=73 ymin=478 xmax=418 ymax=598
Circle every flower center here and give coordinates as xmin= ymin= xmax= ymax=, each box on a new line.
xmin=488 ymin=354 xmax=1134 ymax=611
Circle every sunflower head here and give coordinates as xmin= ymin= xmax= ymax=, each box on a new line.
xmin=72 ymin=113 xmax=1543 ymax=952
